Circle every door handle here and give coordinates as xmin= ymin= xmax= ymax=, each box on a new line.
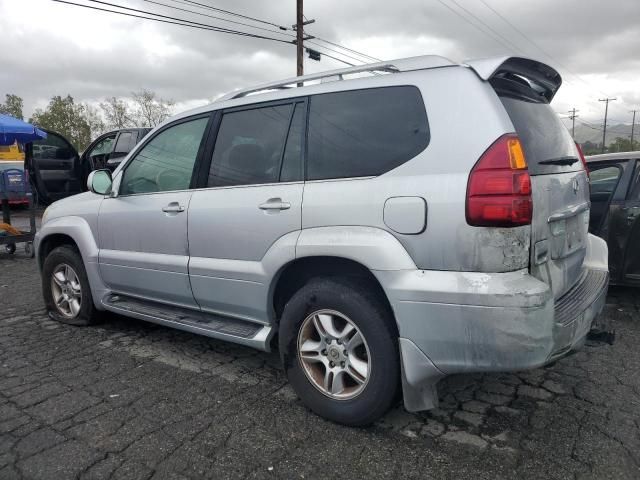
xmin=162 ymin=203 xmax=185 ymax=213
xmin=259 ymin=198 xmax=291 ymax=211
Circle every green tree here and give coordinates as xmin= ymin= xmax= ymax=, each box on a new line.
xmin=0 ymin=93 xmax=24 ymax=120
xmin=608 ymin=137 xmax=633 ymax=153
xmin=30 ymin=95 xmax=94 ymax=150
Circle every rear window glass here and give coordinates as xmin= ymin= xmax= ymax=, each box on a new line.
xmin=307 ymin=86 xmax=429 ymax=180
xmin=500 ymin=96 xmax=580 ymax=175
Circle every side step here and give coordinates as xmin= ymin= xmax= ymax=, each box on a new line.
xmin=101 ymin=294 xmax=273 ymax=351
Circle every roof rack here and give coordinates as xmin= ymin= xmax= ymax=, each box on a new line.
xmin=217 ymin=55 xmax=455 ymax=101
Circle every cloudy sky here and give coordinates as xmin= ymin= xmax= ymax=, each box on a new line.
xmin=1 ymin=0 xmax=638 ymax=128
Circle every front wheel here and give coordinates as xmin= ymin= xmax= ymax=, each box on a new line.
xmin=279 ymin=277 xmax=399 ymax=426
xmin=42 ymin=246 xmax=100 ymax=326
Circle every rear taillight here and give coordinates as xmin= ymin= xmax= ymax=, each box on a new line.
xmin=466 ymin=134 xmax=532 ymax=227
xmin=575 ymin=142 xmax=589 ymax=178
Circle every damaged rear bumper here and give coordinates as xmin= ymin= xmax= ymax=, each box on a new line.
xmin=375 ymin=234 xmax=609 ymax=412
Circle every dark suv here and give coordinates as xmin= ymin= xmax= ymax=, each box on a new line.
xmin=83 ymin=128 xmax=151 ymax=171
xmin=28 ymin=128 xmax=150 ymax=204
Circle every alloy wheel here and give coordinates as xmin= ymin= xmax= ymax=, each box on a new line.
xmin=297 ymin=309 xmax=371 ymax=400
xmin=50 ymin=263 xmax=82 ymax=318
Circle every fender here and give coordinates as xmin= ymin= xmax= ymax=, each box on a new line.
xmin=35 ymin=215 xmax=109 ymax=310
xmin=295 ymin=226 xmax=417 ymax=271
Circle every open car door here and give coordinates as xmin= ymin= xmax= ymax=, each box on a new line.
xmin=25 ymin=130 xmax=83 ymax=205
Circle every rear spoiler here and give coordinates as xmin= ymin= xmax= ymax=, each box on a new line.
xmin=464 ymin=56 xmax=562 ymax=102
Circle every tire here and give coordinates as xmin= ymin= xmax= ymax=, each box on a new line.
xmin=42 ymin=245 xmax=100 ymax=326
xmin=25 ymin=242 xmax=34 ymax=258
xmin=279 ymin=277 xmax=399 ymax=426
xmin=5 ymin=243 xmax=16 ymax=254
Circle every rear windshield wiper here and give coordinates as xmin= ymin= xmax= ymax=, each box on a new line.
xmin=538 ymin=156 xmax=579 ymax=166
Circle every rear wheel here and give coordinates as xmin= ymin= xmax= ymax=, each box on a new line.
xmin=42 ymin=246 xmax=100 ymax=326
xmin=279 ymin=277 xmax=399 ymax=426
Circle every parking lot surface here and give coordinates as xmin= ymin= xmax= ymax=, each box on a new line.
xmin=1 ymin=247 xmax=639 ymax=479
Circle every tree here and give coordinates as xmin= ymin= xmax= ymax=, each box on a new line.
xmin=30 ymin=95 xmax=93 ymax=150
xmin=608 ymin=137 xmax=633 ymax=153
xmin=100 ymin=96 xmax=134 ymax=130
xmin=82 ymin=103 xmax=106 ymax=140
xmin=131 ymin=89 xmax=174 ymax=128
xmin=0 ymin=94 xmax=24 ymax=120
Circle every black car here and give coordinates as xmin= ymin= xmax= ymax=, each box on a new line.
xmin=82 ymin=128 xmax=151 ymax=171
xmin=27 ymin=128 xmax=150 ymax=204
xmin=587 ymin=151 xmax=640 ymax=286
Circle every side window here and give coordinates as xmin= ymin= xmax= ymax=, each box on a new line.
xmin=629 ymin=161 xmax=640 ymax=200
xmin=589 ymin=165 xmax=622 ymax=232
xmin=208 ymin=104 xmax=293 ymax=187
xmin=590 ymin=165 xmax=622 ymax=197
xmin=113 ymin=132 xmax=135 ymax=155
xmin=307 ymin=86 xmax=429 ymax=180
xmin=120 ymin=117 xmax=208 ymax=195
xmin=33 ymin=133 xmax=75 ymax=160
xmin=88 ymin=135 xmax=116 ymax=158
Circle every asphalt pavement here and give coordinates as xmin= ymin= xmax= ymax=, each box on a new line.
xmin=1 ymin=237 xmax=639 ymax=479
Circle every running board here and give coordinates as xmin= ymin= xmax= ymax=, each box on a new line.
xmin=101 ymin=294 xmax=273 ymax=351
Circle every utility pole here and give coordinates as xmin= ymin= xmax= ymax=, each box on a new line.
xmin=599 ymin=98 xmax=616 ymax=154
xmin=296 ymin=0 xmax=303 ymax=77
xmin=568 ymin=108 xmax=579 ymax=138
xmin=293 ymin=0 xmax=315 ymax=78
xmin=631 ymin=110 xmax=637 ymax=151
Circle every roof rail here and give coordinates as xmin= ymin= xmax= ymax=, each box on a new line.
xmin=217 ymin=55 xmax=455 ymax=101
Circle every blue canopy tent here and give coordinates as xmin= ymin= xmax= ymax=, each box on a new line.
xmin=0 ymin=114 xmax=47 ymax=146
xmin=0 ymin=114 xmax=43 ymax=256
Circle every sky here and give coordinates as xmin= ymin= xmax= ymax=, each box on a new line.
xmin=0 ymin=0 xmax=638 ymax=128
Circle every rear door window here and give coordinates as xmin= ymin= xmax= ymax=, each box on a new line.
xmin=499 ymin=95 xmax=580 ymax=176
xmin=589 ymin=164 xmax=623 ymax=232
xmin=208 ymin=104 xmax=294 ymax=187
xmin=629 ymin=161 xmax=640 ymax=200
xmin=306 ymin=86 xmax=429 ymax=180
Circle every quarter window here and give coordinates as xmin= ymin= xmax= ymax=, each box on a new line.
xmin=120 ymin=117 xmax=208 ymax=195
xmin=208 ymin=104 xmax=294 ymax=187
xmin=306 ymin=86 xmax=429 ymax=180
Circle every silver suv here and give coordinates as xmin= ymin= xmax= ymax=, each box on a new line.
xmin=36 ymin=55 xmax=609 ymax=426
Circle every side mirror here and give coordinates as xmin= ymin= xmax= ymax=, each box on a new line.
xmin=87 ymin=169 xmax=112 ymax=195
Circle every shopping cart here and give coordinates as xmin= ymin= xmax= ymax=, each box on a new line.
xmin=0 ymin=167 xmax=36 ymax=257
xmin=0 ymin=113 xmax=46 ymax=258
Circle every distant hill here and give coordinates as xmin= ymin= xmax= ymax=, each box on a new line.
xmin=571 ymin=123 xmax=634 ymax=146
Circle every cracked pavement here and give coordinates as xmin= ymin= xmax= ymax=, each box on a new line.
xmin=1 ymin=248 xmax=640 ymax=479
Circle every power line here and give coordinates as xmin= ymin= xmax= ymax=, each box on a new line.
xmin=180 ymin=0 xmax=288 ymax=30
xmin=50 ymin=0 xmax=293 ymax=43
xmin=164 ymin=0 xmax=374 ymax=66
xmin=310 ymin=37 xmax=381 ymax=63
xmin=477 ymin=0 xmax=628 ymax=117
xmin=140 ymin=0 xmax=296 ymax=38
xmin=82 ymin=0 xmax=288 ymax=39
xmin=446 ymin=0 xmax=525 ymax=54
xmin=151 ymin=0 xmax=368 ymax=67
